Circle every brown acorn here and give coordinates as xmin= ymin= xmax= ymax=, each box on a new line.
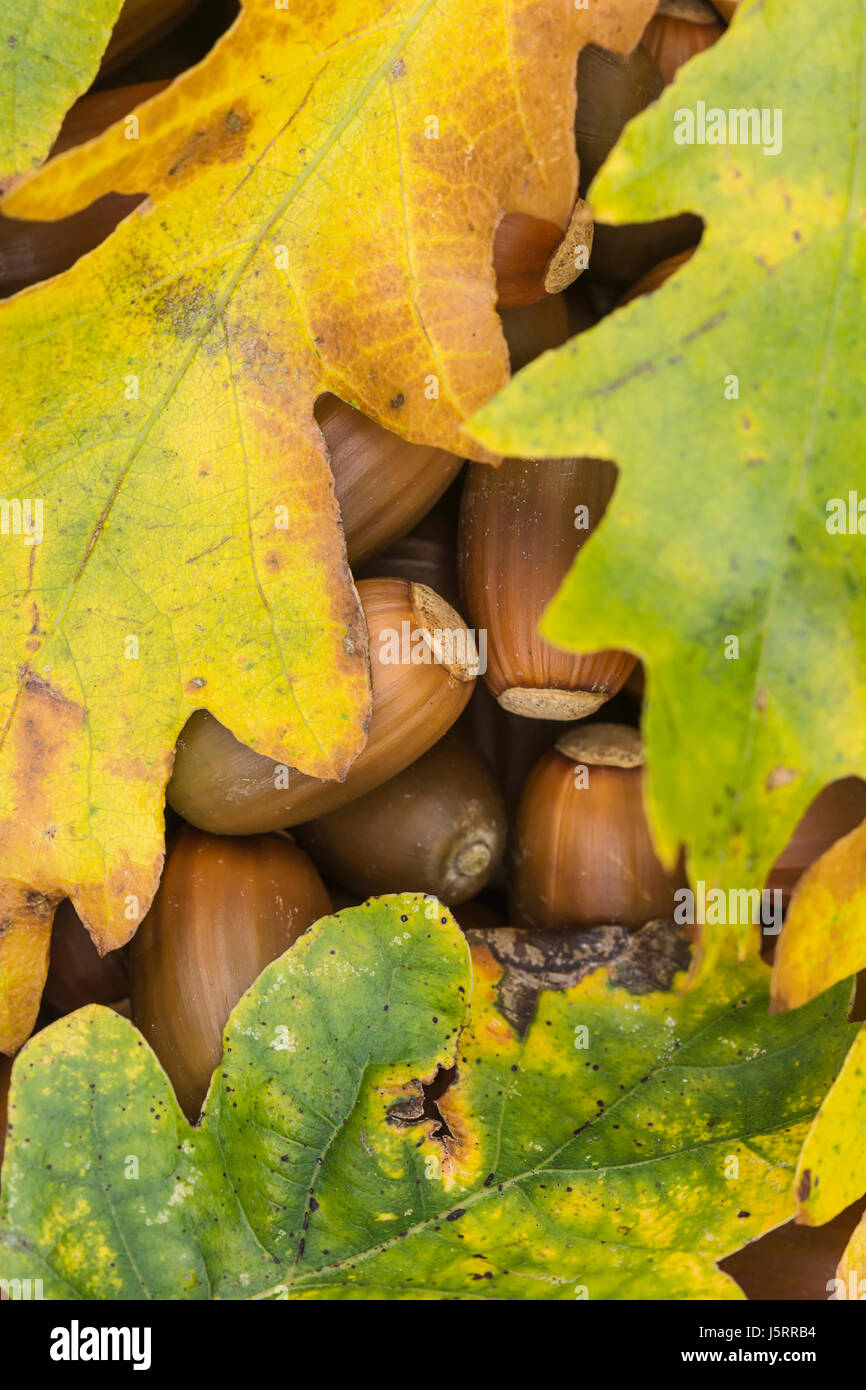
xmin=130 ymin=826 xmax=331 ymax=1117
xmin=576 ymin=43 xmax=664 ymax=194
xmin=511 ymin=724 xmax=687 ymax=930
xmin=355 ymin=487 xmax=460 ymax=609
xmin=43 ymin=899 xmax=130 ymax=1015
xmin=618 ymin=248 xmax=696 ymax=306
xmin=101 ymin=0 xmax=197 ymax=73
xmin=317 ymin=394 xmax=463 ymax=567
xmin=713 ymin=1 xmax=738 ymax=20
xmin=459 ymin=457 xmax=636 ymax=719
xmin=297 ymin=731 xmax=506 ymax=905
xmin=641 ymin=2 xmax=725 ymax=84
xmin=167 ymin=577 xmax=478 ymax=834
xmin=499 ymin=293 xmax=571 ymax=374
xmin=493 ymin=212 xmax=565 ymax=308
xmin=765 ymin=778 xmax=866 ymax=906
xmin=460 ymin=680 xmax=560 ymax=816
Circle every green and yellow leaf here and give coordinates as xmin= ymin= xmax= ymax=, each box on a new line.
xmin=469 ymin=0 xmax=866 ymax=979
xmin=773 ymin=820 xmax=866 ymax=1012
xmin=0 ymin=896 xmax=854 ymax=1300
xmin=0 ymin=0 xmax=655 ymax=1052
xmin=0 ymin=0 xmax=124 ymax=181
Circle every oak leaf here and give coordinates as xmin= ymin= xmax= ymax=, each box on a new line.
xmin=0 ymin=0 xmax=655 ymax=1052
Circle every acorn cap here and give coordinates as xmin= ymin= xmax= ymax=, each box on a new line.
xmin=555 ymin=723 xmax=644 ymax=768
xmin=410 ymin=583 xmax=479 ymax=681
xmin=657 ymin=0 xmax=719 ymax=20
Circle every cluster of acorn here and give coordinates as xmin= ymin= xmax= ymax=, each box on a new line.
xmin=2 ymin=0 xmax=865 ymax=1299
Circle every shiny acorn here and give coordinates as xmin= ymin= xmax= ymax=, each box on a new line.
xmin=641 ymin=1 xmax=725 ymax=84
xmin=167 ymin=577 xmax=478 ymax=834
xmin=576 ymin=43 xmax=664 ymax=193
xmin=317 ymin=394 xmax=462 ymax=567
xmin=459 ymin=456 xmax=636 ymax=719
xmin=618 ymin=249 xmax=695 ymax=306
xmin=499 ymin=292 xmax=571 ymax=373
xmin=511 ymin=723 xmax=687 ymax=930
xmin=43 ymin=899 xmax=130 ymax=1015
xmin=130 ymin=826 xmax=331 ymax=1117
xmin=297 ymin=730 xmax=507 ymax=905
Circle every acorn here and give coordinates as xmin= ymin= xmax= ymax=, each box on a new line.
xmin=765 ymin=778 xmax=866 ymax=906
xmin=101 ymin=0 xmax=197 ymax=74
xmin=460 ymin=680 xmax=560 ymax=816
xmin=167 ymin=577 xmax=478 ymax=834
xmin=618 ymin=248 xmax=696 ymax=306
xmin=355 ymin=487 xmax=460 ymax=609
xmin=641 ymin=2 xmax=725 ymax=84
xmin=317 ymin=394 xmax=463 ymax=567
xmin=297 ymin=731 xmax=506 ymax=905
xmin=499 ymin=292 xmax=571 ymax=374
xmin=493 ymin=212 xmax=564 ymax=308
xmin=511 ymin=724 xmax=686 ymax=930
xmin=713 ymin=1 xmax=738 ymax=20
xmin=576 ymin=43 xmax=664 ymax=194
xmin=43 ymin=899 xmax=130 ymax=1015
xmin=130 ymin=826 xmax=331 ymax=1117
xmin=459 ymin=456 xmax=636 ymax=719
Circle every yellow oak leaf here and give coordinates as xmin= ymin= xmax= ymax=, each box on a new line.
xmin=0 ymin=0 xmax=655 ymax=1052
xmin=772 ymin=820 xmax=866 ymax=1012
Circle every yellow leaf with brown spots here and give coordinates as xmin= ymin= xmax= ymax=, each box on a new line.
xmin=795 ymin=1024 xmax=866 ymax=1228
xmin=772 ymin=820 xmax=866 ymax=1013
xmin=0 ymin=898 xmax=854 ymax=1299
xmin=0 ymin=0 xmax=656 ymax=1053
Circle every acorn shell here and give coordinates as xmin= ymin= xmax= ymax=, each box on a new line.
xmin=641 ymin=11 xmax=724 ymax=84
xmin=297 ymin=731 xmax=506 ymax=905
xmin=167 ymin=578 xmax=478 ymax=833
xmin=499 ymin=293 xmax=571 ymax=374
xmin=511 ymin=724 xmax=687 ymax=929
xmin=459 ymin=457 xmax=636 ymax=719
xmin=130 ymin=827 xmax=331 ymax=1117
xmin=318 ymin=395 xmax=462 ymax=567
xmin=43 ymin=900 xmax=130 ymax=1015
xmin=576 ymin=43 xmax=664 ymax=193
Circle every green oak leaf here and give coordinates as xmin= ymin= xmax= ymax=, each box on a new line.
xmin=0 ymin=0 xmax=124 ymax=181
xmin=469 ymin=0 xmax=866 ymax=975
xmin=0 ymin=898 xmax=854 ymax=1299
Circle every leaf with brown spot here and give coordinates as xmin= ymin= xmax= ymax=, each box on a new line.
xmin=0 ymin=0 xmax=656 ymax=1052
xmin=772 ymin=819 xmax=866 ymax=1013
xmin=0 ymin=898 xmax=853 ymax=1299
